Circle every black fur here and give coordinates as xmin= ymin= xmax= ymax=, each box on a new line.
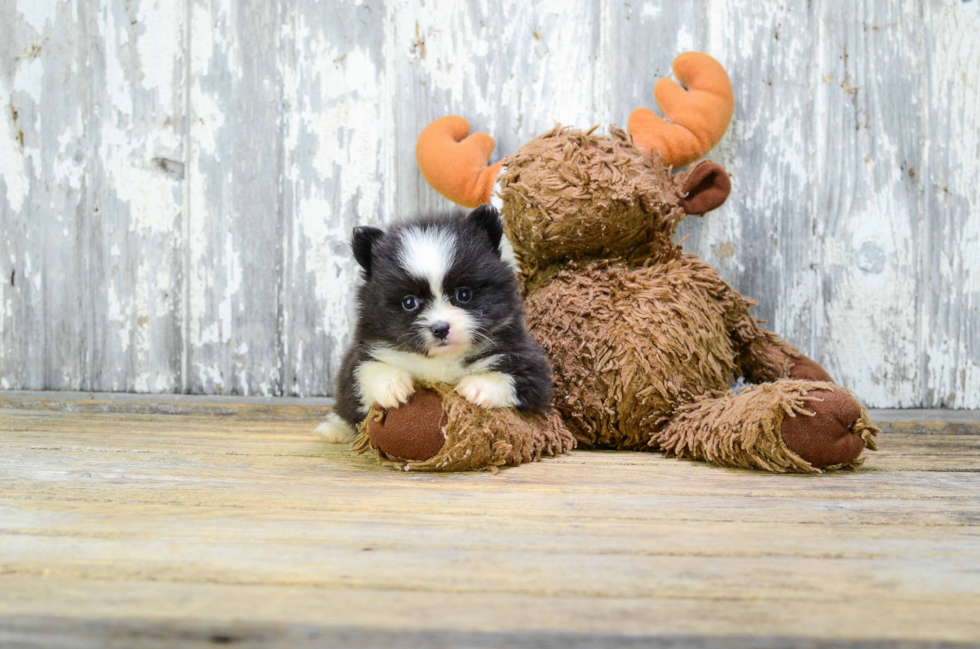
xmin=467 ymin=203 xmax=504 ymax=252
xmin=334 ymin=206 xmax=553 ymax=427
xmin=351 ymin=226 xmax=384 ymax=276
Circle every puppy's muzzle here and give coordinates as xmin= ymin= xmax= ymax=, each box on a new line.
xmin=429 ymin=322 xmax=450 ymax=340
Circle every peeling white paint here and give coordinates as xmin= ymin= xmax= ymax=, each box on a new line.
xmin=97 ymin=7 xmax=134 ymax=120
xmin=0 ymin=77 xmax=30 ymax=213
xmin=2 ymin=0 xmax=978 ymax=405
xmin=135 ymin=0 xmax=179 ymax=109
xmin=218 ymin=229 xmax=241 ymax=345
xmin=197 ymin=364 xmax=225 ymax=392
xmin=279 ymin=5 xmax=389 ymax=395
xmin=14 ymin=57 xmax=46 ymax=105
xmin=106 ymin=156 xmax=181 ymax=235
xmin=919 ymin=0 xmax=980 ymax=407
xmin=18 ymin=0 xmax=59 ymax=34
xmin=107 ymin=280 xmax=134 ymax=354
xmin=641 ymin=5 xmax=662 ymax=20
xmin=52 ymin=122 xmax=84 ymax=191
xmin=673 ymin=23 xmax=696 ymax=54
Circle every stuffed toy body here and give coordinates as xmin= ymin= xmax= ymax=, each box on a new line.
xmin=354 ymin=52 xmax=878 ymax=473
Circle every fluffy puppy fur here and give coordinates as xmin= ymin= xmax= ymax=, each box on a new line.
xmin=317 ymin=205 xmax=552 ymax=443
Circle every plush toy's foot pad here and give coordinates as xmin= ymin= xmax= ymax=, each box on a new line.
xmin=353 ymin=382 xmax=576 ymax=472
xmin=366 ymin=389 xmax=449 ymax=461
xmin=788 ymin=355 xmax=835 ymax=383
xmin=781 ymin=389 xmax=870 ymax=468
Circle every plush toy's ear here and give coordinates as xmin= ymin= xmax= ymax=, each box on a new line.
xmin=679 ymin=161 xmax=731 ymax=215
xmin=467 ymin=204 xmax=504 ymax=253
xmin=351 ymin=226 xmax=384 ymax=275
xmin=416 ymin=116 xmax=502 ymax=208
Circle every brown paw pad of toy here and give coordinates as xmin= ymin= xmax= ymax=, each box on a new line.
xmin=781 ymin=388 xmax=877 ymax=469
xmin=352 ymin=382 xmax=576 ymax=473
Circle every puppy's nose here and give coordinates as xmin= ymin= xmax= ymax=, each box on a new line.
xmin=430 ymin=322 xmax=450 ymax=340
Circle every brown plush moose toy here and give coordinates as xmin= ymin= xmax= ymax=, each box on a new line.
xmin=353 ymin=52 xmax=878 ymax=473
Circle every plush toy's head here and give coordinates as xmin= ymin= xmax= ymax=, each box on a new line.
xmin=497 ymin=126 xmax=682 ymax=267
xmin=415 ymin=52 xmax=735 ymax=274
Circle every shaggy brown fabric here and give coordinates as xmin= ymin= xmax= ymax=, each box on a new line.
xmin=734 ymin=327 xmax=800 ymax=384
xmin=679 ymin=161 xmax=731 ymax=215
xmin=498 ymin=126 xmax=686 ymax=272
xmin=652 ymin=381 xmax=879 ymax=473
xmin=524 ymin=256 xmax=778 ymax=450
xmin=780 ymin=389 xmax=869 ymax=468
xmin=353 ymin=382 xmax=576 ymax=473
xmin=366 ymin=389 xmax=448 ymax=461
xmin=504 ymin=127 xmax=879 ymax=470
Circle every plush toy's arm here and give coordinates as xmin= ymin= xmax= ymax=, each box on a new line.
xmin=731 ymin=317 xmax=836 ymax=385
xmin=416 ymin=116 xmax=502 ymax=208
xmin=355 ymin=383 xmax=575 ymax=472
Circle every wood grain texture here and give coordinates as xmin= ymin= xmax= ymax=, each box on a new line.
xmin=0 ymin=0 xmax=186 ymax=392
xmin=278 ymin=0 xmax=389 ymax=397
xmin=1 ymin=0 xmax=978 ymax=406
xmin=390 ymin=0 xmax=603 ymax=215
xmin=185 ymin=0 xmax=283 ymax=395
xmin=0 ymin=402 xmax=978 ymax=645
xmin=921 ymin=1 xmax=980 ymax=407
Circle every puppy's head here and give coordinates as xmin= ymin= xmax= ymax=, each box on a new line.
xmin=352 ymin=205 xmax=519 ymax=358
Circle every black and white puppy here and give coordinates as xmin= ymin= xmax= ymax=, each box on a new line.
xmin=316 ymin=205 xmax=553 ymax=443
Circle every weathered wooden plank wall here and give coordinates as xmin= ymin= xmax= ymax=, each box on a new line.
xmin=1 ymin=0 xmax=978 ymax=407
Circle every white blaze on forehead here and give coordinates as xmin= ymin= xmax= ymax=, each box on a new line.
xmin=397 ymin=226 xmax=456 ymax=298
xmin=396 ymin=225 xmax=476 ymax=356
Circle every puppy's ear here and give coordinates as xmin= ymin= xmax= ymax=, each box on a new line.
xmin=351 ymin=226 xmax=384 ymax=275
xmin=467 ymin=204 xmax=503 ymax=253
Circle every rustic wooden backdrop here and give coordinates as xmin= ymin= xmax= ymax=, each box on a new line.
xmin=1 ymin=0 xmax=977 ymax=408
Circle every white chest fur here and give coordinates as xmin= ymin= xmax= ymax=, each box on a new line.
xmin=367 ymin=345 xmax=497 ymax=384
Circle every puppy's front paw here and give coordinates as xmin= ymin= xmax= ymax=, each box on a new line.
xmin=455 ymin=372 xmax=517 ymax=409
xmin=358 ymin=362 xmax=416 ymax=410
xmin=375 ymin=372 xmax=415 ymax=409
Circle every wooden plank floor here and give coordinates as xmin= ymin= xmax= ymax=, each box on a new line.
xmin=1 ymin=394 xmax=979 ymax=648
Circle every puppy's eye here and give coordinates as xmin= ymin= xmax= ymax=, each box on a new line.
xmin=401 ymin=295 xmax=419 ymax=311
xmin=455 ymin=287 xmax=472 ymax=304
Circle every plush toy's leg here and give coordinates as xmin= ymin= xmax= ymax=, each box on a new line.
xmin=652 ymin=380 xmax=879 ymax=473
xmin=352 ymin=383 xmax=575 ymax=472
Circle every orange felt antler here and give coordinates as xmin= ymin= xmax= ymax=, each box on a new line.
xmin=628 ymin=52 xmax=734 ymax=168
xmin=416 ymin=116 xmax=502 ymax=208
